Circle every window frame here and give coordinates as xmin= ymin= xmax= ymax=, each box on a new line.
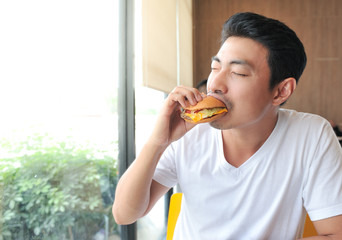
xmin=118 ymin=0 xmax=137 ymax=239
xmin=118 ymin=1 xmax=175 ymax=239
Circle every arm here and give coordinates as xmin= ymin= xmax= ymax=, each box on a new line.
xmin=300 ymin=215 xmax=342 ymax=240
xmin=112 ymin=86 xmax=203 ymax=225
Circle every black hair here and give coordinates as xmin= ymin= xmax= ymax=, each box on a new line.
xmin=196 ymin=79 xmax=208 ymax=89
xmin=221 ymin=12 xmax=307 ymax=89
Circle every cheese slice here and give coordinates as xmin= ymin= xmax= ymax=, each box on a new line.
xmin=183 ymin=108 xmax=227 ymax=122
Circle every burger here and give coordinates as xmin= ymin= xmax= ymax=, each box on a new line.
xmin=180 ymin=95 xmax=228 ymax=124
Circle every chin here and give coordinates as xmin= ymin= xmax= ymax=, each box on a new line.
xmin=209 ymin=116 xmax=229 ymax=130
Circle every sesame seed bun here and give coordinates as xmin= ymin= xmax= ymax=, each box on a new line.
xmin=185 ymin=96 xmax=226 ymax=111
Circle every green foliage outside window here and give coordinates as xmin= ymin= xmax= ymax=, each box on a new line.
xmin=0 ymin=134 xmax=118 ymax=240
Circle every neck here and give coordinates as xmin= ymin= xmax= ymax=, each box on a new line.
xmin=221 ymin=109 xmax=279 ymax=168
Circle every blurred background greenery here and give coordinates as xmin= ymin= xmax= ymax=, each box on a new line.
xmin=0 ymin=134 xmax=118 ymax=240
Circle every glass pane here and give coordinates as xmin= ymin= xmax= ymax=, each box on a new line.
xmin=135 ymin=86 xmax=166 ymax=240
xmin=0 ymin=1 xmax=120 ymax=239
xmin=134 ymin=1 xmax=167 ymax=238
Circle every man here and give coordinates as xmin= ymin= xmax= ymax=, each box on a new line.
xmin=113 ymin=12 xmax=342 ymax=239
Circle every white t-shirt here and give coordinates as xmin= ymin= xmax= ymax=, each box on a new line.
xmin=153 ymin=109 xmax=342 ymax=240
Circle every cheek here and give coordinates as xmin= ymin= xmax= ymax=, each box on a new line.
xmin=232 ymin=86 xmax=273 ymax=113
xmin=230 ymin=84 xmax=257 ymax=103
xmin=234 ymin=80 xmax=272 ymax=101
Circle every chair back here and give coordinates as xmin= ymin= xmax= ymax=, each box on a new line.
xmin=166 ymin=193 xmax=183 ymax=240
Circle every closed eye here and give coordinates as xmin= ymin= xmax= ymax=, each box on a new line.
xmin=233 ymin=72 xmax=248 ymax=77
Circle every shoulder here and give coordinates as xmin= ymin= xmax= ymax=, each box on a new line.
xmin=279 ymin=108 xmax=330 ymax=130
xmin=278 ymin=109 xmax=337 ymax=155
xmin=171 ymin=123 xmax=219 ymax=154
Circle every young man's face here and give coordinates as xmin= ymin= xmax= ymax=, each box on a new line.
xmin=207 ymin=36 xmax=277 ymax=130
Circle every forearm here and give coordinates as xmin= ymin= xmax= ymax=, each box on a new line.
xmin=112 ymin=86 xmax=201 ymax=225
xmin=112 ymin=141 xmax=167 ymax=225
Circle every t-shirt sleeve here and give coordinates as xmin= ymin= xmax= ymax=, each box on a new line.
xmin=153 ymin=143 xmax=178 ymax=188
xmin=303 ymin=120 xmax=342 ymax=221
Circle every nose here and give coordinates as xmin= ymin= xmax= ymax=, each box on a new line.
xmin=207 ymin=70 xmax=228 ymax=95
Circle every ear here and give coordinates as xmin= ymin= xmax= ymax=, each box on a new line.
xmin=272 ymin=78 xmax=296 ymax=106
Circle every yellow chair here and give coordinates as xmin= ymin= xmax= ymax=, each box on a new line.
xmin=166 ymin=193 xmax=183 ymax=240
xmin=166 ymin=193 xmax=317 ymax=239
xmin=303 ymin=214 xmax=318 ymax=238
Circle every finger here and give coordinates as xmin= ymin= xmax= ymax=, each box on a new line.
xmin=171 ymin=86 xmax=203 ymax=107
xmin=193 ymin=89 xmax=204 ymax=102
xmin=170 ymin=92 xmax=189 ymax=109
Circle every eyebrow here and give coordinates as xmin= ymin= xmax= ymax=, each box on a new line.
xmin=211 ymin=56 xmax=221 ymax=63
xmin=211 ymin=55 xmax=251 ymax=67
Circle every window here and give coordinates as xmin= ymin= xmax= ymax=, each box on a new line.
xmin=0 ymin=0 xmax=120 ymax=239
xmin=135 ymin=86 xmax=167 ymax=240
xmin=134 ymin=1 xmax=170 ymax=238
